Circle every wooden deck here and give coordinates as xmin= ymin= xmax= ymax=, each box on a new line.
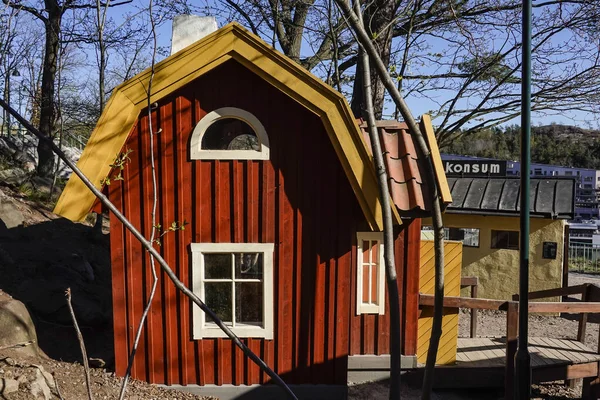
xmin=422 ymin=336 xmax=600 ymax=391
xmin=455 ymin=337 xmax=600 ymax=368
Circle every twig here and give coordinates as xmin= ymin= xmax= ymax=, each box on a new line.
xmin=118 ymin=0 xmax=159 ymax=397
xmin=0 ymin=340 xmax=33 ymax=350
xmin=52 ymin=372 xmax=66 ymax=400
xmin=65 ymin=288 xmax=94 ymax=400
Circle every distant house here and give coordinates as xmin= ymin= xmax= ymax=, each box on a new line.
xmin=425 ymin=177 xmax=574 ymax=300
xmin=53 ymin=23 xmax=451 ymax=399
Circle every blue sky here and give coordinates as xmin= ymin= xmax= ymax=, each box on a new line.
xmin=117 ymin=2 xmax=599 ymax=130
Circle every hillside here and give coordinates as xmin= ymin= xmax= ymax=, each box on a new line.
xmin=444 ymin=124 xmax=600 ymax=168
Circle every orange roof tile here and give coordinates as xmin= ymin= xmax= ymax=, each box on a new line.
xmin=360 ymin=118 xmax=451 ymax=217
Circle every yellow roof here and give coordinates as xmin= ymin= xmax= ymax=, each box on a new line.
xmin=54 ymin=22 xmax=401 ymax=230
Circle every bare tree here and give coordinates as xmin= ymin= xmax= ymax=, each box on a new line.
xmin=2 ymin=0 xmax=132 ymax=177
xmin=214 ymin=0 xmax=600 ymax=141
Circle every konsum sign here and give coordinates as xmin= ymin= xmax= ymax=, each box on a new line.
xmin=443 ymin=160 xmax=507 ymax=177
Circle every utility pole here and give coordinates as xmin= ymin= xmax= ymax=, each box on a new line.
xmin=515 ymin=0 xmax=532 ymax=398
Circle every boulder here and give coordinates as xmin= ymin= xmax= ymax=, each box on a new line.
xmin=0 ymin=291 xmax=43 ymax=358
xmin=0 ymin=168 xmax=28 ymax=187
xmin=0 ymin=198 xmax=24 ymax=229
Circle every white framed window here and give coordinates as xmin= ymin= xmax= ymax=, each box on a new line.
xmin=356 ymin=232 xmax=385 ymax=315
xmin=190 ymin=107 xmax=270 ymax=160
xmin=191 ymin=243 xmax=274 ymax=339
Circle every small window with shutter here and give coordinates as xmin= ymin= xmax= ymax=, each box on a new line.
xmin=356 ymin=232 xmax=385 ymax=315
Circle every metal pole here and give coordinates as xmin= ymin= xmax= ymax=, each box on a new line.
xmin=515 ymin=0 xmax=532 ymax=398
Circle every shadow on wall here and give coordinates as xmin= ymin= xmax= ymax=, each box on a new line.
xmin=0 ymin=217 xmax=114 ymax=367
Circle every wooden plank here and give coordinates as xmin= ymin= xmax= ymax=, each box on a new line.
xmin=126 ymin=120 xmax=146 ymax=381
xmin=109 ymin=171 xmax=128 ymax=377
xmin=528 ymin=302 xmax=600 ymax=313
xmin=531 ymin=337 xmax=571 ymax=366
xmin=178 ymin=89 xmax=196 ymax=386
xmin=404 ymin=220 xmax=420 ymax=355
xmin=536 ymin=337 xmax=578 ymax=365
xmin=533 ymin=362 xmax=598 ymax=382
xmin=461 ymin=276 xmax=479 ymax=287
xmin=513 ymin=284 xmax=587 ymax=301
xmin=420 ymin=294 xmax=507 ymax=310
xmin=334 ymin=168 xmax=351 ymax=384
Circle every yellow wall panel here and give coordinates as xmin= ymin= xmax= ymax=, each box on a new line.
xmin=417 ymin=240 xmax=462 ymax=365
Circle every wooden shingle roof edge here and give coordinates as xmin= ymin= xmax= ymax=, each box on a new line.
xmin=52 ymin=22 xmax=401 ymax=230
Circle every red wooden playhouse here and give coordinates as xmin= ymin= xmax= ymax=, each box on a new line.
xmin=54 ymin=22 xmax=450 ymax=399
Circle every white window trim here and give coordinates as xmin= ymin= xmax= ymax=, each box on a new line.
xmin=191 ymin=242 xmax=274 ymax=339
xmin=190 ymin=107 xmax=270 ymax=160
xmin=356 ymin=232 xmax=385 ymax=315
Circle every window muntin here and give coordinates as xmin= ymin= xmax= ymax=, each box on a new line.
xmin=491 ymin=230 xmax=519 ymax=250
xmin=191 ymin=243 xmax=274 ymax=339
xmin=190 ymin=107 xmax=269 ymax=160
xmin=356 ymin=232 xmax=385 ymax=315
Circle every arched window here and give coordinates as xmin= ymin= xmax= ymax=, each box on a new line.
xmin=190 ymin=107 xmax=269 ymax=160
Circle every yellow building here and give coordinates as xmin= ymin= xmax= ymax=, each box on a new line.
xmin=424 ymin=177 xmax=575 ymax=300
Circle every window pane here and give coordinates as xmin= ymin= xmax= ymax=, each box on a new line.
xmin=235 ymin=282 xmax=263 ymax=324
xmin=491 ymin=230 xmax=519 ymax=250
xmin=205 ymin=254 xmax=232 ymax=279
xmin=362 ymin=241 xmax=370 ymax=263
xmin=362 ymin=265 xmax=370 ymax=303
xmin=370 ymin=241 xmax=378 ymax=263
xmin=371 ymin=264 xmax=378 ymax=305
xmin=463 ymin=229 xmax=480 ymax=247
xmin=448 ymin=228 xmax=465 ymax=241
xmin=235 ymin=253 xmax=263 ymax=279
xmin=205 ymin=282 xmax=232 ymax=323
xmin=201 ymin=119 xmax=260 ymax=151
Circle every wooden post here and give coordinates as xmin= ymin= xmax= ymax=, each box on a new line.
xmin=471 ymin=283 xmax=478 ymax=338
xmin=505 ymin=302 xmax=519 ymax=400
xmin=461 ymin=277 xmax=479 ymax=338
xmin=578 ymin=284 xmax=591 ymax=344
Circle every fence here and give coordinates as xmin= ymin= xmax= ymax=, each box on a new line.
xmin=569 ymin=242 xmax=600 ymax=273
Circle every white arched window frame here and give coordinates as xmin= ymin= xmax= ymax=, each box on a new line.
xmin=190 ymin=107 xmax=270 ymax=160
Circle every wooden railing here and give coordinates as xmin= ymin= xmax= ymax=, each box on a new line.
xmin=419 ymin=283 xmax=600 ymax=400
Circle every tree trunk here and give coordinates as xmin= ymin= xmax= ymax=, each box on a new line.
xmin=37 ymin=6 xmax=61 ymax=177
xmin=334 ymin=2 xmax=446 ymax=399
xmin=355 ymin=0 xmax=402 ymax=396
xmin=350 ymin=0 xmax=396 ymax=119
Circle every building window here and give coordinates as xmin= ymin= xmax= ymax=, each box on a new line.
xmin=356 ymin=232 xmax=385 ymax=315
xmin=565 ymin=171 xmax=573 ymax=176
xmin=191 ymin=243 xmax=274 ymax=339
xmin=491 ymin=230 xmax=519 ymax=250
xmin=190 ymin=107 xmax=270 ymax=160
xmin=445 ymin=227 xmax=480 ymax=247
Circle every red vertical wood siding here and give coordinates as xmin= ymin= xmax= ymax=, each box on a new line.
xmin=109 ymin=59 xmax=420 ymax=386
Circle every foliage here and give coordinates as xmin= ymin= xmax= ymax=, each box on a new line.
xmin=444 ymin=124 xmax=600 ymax=168
xmin=100 ymin=148 xmax=132 ymax=186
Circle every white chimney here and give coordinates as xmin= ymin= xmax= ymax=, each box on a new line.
xmin=171 ymin=15 xmax=218 ymax=55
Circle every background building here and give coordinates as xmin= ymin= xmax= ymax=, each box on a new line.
xmin=442 ymin=154 xmax=600 ymax=221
